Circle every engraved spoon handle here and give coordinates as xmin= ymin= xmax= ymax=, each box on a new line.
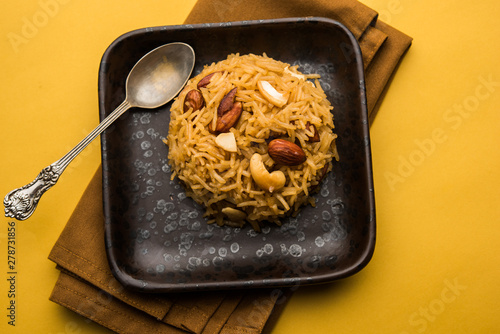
xmin=4 ymin=100 xmax=132 ymax=220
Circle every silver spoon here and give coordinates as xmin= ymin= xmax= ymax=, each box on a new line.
xmin=4 ymin=42 xmax=195 ymax=220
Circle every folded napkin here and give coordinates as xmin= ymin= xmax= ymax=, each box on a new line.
xmin=186 ymin=0 xmax=412 ymax=115
xmin=48 ymin=1 xmax=412 ymax=333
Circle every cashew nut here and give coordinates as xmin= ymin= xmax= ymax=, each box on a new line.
xmin=215 ymin=132 xmax=237 ymax=152
xmin=284 ymin=66 xmax=306 ymax=80
xmin=257 ymin=80 xmax=288 ymax=107
xmin=250 ymin=153 xmax=286 ymax=192
xmin=221 ymin=207 xmax=247 ymax=221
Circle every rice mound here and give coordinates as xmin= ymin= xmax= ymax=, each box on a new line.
xmin=164 ymin=53 xmax=338 ymax=231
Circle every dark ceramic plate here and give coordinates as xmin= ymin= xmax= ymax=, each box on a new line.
xmin=99 ymin=17 xmax=375 ymax=292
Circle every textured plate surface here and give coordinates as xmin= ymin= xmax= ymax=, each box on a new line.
xmin=99 ymin=17 xmax=375 ymax=292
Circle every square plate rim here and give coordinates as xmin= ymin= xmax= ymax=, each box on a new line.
xmin=99 ymin=17 xmax=376 ymax=293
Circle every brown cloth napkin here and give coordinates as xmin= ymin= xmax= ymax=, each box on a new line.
xmin=48 ymin=1 xmax=412 ymax=333
xmin=185 ymin=0 xmax=413 ymax=115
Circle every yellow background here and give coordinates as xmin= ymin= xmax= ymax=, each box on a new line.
xmin=1 ymin=0 xmax=499 ymax=333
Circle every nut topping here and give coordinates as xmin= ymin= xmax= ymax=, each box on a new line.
xmin=215 ymin=101 xmax=242 ymax=133
xmin=197 ymin=71 xmax=222 ymax=89
xmin=306 ymin=122 xmax=320 ymax=142
xmin=257 ymin=80 xmax=288 ymax=107
xmin=268 ymin=139 xmax=306 ymax=166
xmin=183 ymin=89 xmax=205 ymax=113
xmin=215 ymin=132 xmax=237 ymax=152
xmin=284 ymin=66 xmax=306 ymax=80
xmin=221 ymin=207 xmax=247 ymax=221
xmin=250 ymin=153 xmax=286 ymax=193
xmin=217 ymin=87 xmax=237 ymax=117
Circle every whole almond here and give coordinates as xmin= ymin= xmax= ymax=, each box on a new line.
xmin=183 ymin=89 xmax=205 ymax=113
xmin=217 ymin=87 xmax=237 ymax=117
xmin=215 ymin=101 xmax=242 ymax=133
xmin=268 ymin=139 xmax=307 ymax=166
xmin=197 ymin=71 xmax=222 ymax=89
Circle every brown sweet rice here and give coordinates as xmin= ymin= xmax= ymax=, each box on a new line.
xmin=164 ymin=53 xmax=338 ymax=230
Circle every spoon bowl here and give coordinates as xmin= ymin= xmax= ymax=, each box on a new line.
xmin=4 ymin=42 xmax=195 ymax=220
xmin=126 ymin=43 xmax=195 ymax=108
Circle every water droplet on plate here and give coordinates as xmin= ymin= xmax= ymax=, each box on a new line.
xmin=288 ymin=244 xmax=303 ymax=257
xmin=315 ymin=236 xmax=325 ymax=247
xmin=230 ymin=242 xmax=240 ymax=253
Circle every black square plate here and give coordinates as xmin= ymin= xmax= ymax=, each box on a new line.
xmin=99 ymin=17 xmax=375 ymax=292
